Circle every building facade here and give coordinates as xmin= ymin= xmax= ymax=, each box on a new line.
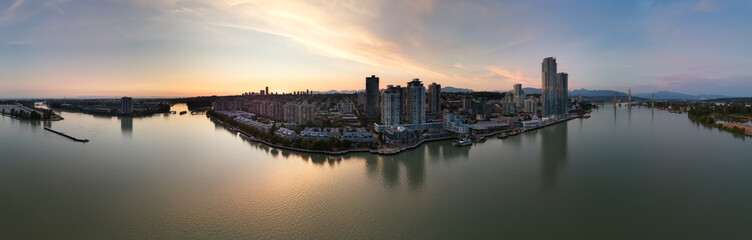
xmin=381 ymin=85 xmax=402 ymax=125
xmin=121 ymin=97 xmax=133 ymax=114
xmin=428 ymin=82 xmax=441 ymax=113
xmin=283 ymin=102 xmax=298 ymax=123
xmin=297 ymin=102 xmax=316 ymax=124
xmin=542 ymin=57 xmax=562 ymax=117
xmin=557 ymin=72 xmax=569 ymax=115
xmin=365 ymin=75 xmax=380 ymax=120
xmin=513 ymin=83 xmax=525 ymax=109
xmin=524 ymin=97 xmax=538 ymax=115
xmin=406 ymin=79 xmax=426 ymax=125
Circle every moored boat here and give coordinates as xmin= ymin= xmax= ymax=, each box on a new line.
xmin=453 ymin=138 xmax=472 ymax=147
xmin=497 ymin=133 xmax=507 ymax=139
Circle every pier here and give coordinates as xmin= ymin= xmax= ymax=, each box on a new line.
xmin=44 ymin=127 xmax=90 ymax=143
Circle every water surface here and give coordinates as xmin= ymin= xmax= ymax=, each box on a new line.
xmin=1 ymin=104 xmax=750 ymax=239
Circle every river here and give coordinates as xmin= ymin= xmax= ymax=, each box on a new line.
xmin=1 ymin=103 xmax=750 ymax=239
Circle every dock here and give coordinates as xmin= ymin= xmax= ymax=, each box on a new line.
xmin=44 ymin=127 xmax=90 ymax=143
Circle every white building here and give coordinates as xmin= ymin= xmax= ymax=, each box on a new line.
xmin=524 ymin=97 xmax=538 ymax=114
xmin=381 ymin=85 xmax=402 ymax=125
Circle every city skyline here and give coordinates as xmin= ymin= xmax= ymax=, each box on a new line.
xmin=2 ymin=0 xmax=752 ymax=98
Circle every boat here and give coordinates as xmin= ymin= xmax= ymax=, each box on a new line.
xmin=179 ymin=111 xmax=187 ymax=115
xmin=509 ymin=131 xmax=518 ymax=136
xmin=497 ymin=133 xmax=508 ymax=139
xmin=474 ymin=136 xmax=486 ymax=142
xmin=453 ymin=138 xmax=472 ymax=147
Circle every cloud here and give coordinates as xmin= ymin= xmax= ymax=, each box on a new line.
xmin=655 ymin=73 xmax=752 ymax=96
xmin=0 ymin=0 xmax=27 ymax=25
xmin=453 ymin=62 xmax=465 ymax=69
xmin=6 ymin=40 xmax=31 ymax=45
xmin=485 ymin=66 xmax=536 ymax=86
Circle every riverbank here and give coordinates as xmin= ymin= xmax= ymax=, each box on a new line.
xmin=209 ymin=113 xmax=580 ymax=156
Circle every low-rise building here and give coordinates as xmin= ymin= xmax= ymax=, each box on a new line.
xmin=443 ymin=112 xmax=469 ymax=134
xmin=275 ymin=127 xmax=297 ymax=139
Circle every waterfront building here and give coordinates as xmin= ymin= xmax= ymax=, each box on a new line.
xmin=299 ymin=127 xmax=330 ymax=141
xmin=383 ymin=125 xmax=416 ymax=144
xmin=557 ymin=72 xmax=569 ymax=115
xmin=365 ymin=75 xmax=380 ymax=120
xmin=381 ymin=85 xmax=402 ymax=125
xmin=541 ymin=57 xmax=558 ymax=117
xmin=513 ymin=83 xmax=525 ymax=109
xmin=521 ymin=120 xmax=540 ymax=128
xmin=275 ymin=127 xmax=297 ymax=139
xmin=406 ymin=79 xmax=426 ymax=125
xmin=443 ymin=112 xmax=469 ymax=134
xmin=297 ymin=101 xmax=316 ymax=124
xmin=341 ymin=128 xmax=375 ymax=143
xmin=121 ymin=97 xmax=133 ymax=114
xmin=428 ymin=83 xmax=441 ymax=113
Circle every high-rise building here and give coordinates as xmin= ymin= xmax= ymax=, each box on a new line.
xmin=542 ymin=57 xmax=558 ymax=117
xmin=381 ymin=85 xmax=402 ymax=125
xmin=428 ymin=83 xmax=441 ymax=113
xmin=406 ymin=78 xmax=426 ymax=125
xmin=265 ymin=86 xmax=269 ymax=96
xmin=297 ymin=101 xmax=316 ymax=124
xmin=283 ymin=102 xmax=298 ymax=122
xmin=365 ymin=75 xmax=380 ymax=120
xmin=557 ymin=72 xmax=569 ymax=115
xmin=264 ymin=101 xmax=282 ymax=119
xmin=461 ymin=95 xmax=472 ymax=110
xmin=525 ymin=97 xmax=538 ymax=115
xmin=121 ymin=97 xmax=133 ymax=114
xmin=513 ymin=83 xmax=525 ymax=109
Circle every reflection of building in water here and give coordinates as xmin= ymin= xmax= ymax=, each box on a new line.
xmin=120 ymin=116 xmax=132 ymax=135
xmin=541 ymin=124 xmax=567 ymax=187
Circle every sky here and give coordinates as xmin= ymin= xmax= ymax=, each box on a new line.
xmin=1 ymin=0 xmax=751 ymax=98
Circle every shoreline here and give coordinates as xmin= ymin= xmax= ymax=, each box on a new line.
xmin=208 ymin=114 xmax=580 ymax=156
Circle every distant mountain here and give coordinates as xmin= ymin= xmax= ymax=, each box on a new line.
xmin=442 ymin=86 xmax=475 ymax=93
xmin=633 ymin=91 xmax=729 ymax=100
xmin=696 ymin=94 xmax=731 ymax=100
xmin=522 ymin=88 xmax=541 ymax=94
xmin=569 ymin=89 xmax=628 ymax=97
xmin=312 ymin=90 xmax=359 ymax=94
xmin=515 ymin=88 xmax=628 ymax=97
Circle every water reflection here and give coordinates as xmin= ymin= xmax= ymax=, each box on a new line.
xmin=207 ymin=112 xmax=475 ymax=192
xmin=119 ymin=117 xmax=133 ymax=136
xmin=541 ymin=123 xmax=567 ymax=187
xmin=628 ymin=104 xmax=632 ymax=127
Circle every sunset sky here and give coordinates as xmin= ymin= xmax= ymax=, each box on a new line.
xmin=1 ymin=0 xmax=751 ymax=98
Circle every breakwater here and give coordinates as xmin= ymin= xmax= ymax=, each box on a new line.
xmin=44 ymin=127 xmax=90 ymax=143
